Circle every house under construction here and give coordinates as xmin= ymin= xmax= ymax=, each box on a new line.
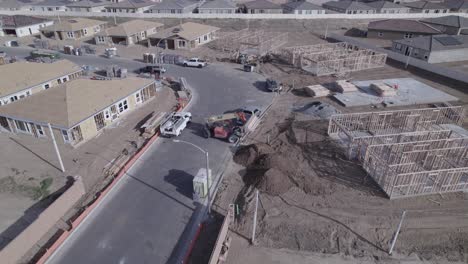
xmin=277 ymin=42 xmax=387 ymax=76
xmin=328 ymin=106 xmax=468 ymax=199
xmin=211 ymin=28 xmax=288 ymax=59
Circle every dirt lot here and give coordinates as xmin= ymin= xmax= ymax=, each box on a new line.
xmin=214 ymin=62 xmax=468 ymax=263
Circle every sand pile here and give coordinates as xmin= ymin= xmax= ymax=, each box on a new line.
xmin=233 ymin=143 xmax=274 ymax=167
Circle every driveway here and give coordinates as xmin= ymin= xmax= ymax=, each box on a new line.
xmin=0 ymin=47 xmax=275 ymax=264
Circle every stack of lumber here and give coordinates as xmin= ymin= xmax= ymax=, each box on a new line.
xmin=370 ymin=82 xmax=397 ymax=97
xmin=141 ymin=112 xmax=166 ymax=139
xmin=304 ymin=85 xmax=330 ymax=97
xmin=103 ymin=151 xmax=131 ymax=178
xmin=335 ymin=80 xmax=358 ymax=93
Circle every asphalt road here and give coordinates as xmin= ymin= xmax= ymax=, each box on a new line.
xmin=0 ymin=47 xmax=275 ymax=264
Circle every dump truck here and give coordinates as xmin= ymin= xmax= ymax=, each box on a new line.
xmin=204 ymin=108 xmax=260 ymax=144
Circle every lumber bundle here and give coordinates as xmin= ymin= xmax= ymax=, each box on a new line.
xmin=370 ymin=82 xmax=397 ymax=97
xmin=335 ymin=80 xmax=358 ymax=93
xmin=141 ymin=112 xmax=166 ymax=139
xmin=304 ymin=85 xmax=330 ymax=97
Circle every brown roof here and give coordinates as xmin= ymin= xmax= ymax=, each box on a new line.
xmin=150 ymin=22 xmax=219 ymax=41
xmin=0 ymin=77 xmax=154 ymax=128
xmin=0 ymin=60 xmax=82 ymax=97
xmin=99 ymin=20 xmax=163 ymax=37
xmin=368 ymin=19 xmax=442 ymax=34
xmin=41 ymin=18 xmax=106 ymax=32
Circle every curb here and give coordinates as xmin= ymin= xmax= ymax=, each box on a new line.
xmin=183 ymin=223 xmax=204 ymax=264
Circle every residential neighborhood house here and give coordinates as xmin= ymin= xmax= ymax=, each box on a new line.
xmin=66 ymin=0 xmax=108 ymax=12
xmin=40 ymin=18 xmax=107 ymax=40
xmin=441 ymin=0 xmax=468 ymax=13
xmin=95 ymin=20 xmax=163 ymax=45
xmin=0 ymin=60 xmax=82 ymax=106
xmin=241 ymin=0 xmax=283 ymax=14
xmin=365 ymin=1 xmax=411 ymax=13
xmin=149 ymin=22 xmax=219 ymax=50
xmin=322 ymin=1 xmax=377 ymax=14
xmin=282 ymin=1 xmax=325 ymax=14
xmin=198 ymin=0 xmax=237 ymax=14
xmin=0 ymin=77 xmax=158 ymax=146
xmin=149 ymin=0 xmax=197 ymax=13
xmin=392 ymin=34 xmax=468 ymax=63
xmin=0 ymin=15 xmax=53 ymax=37
xmin=0 ymin=0 xmax=37 ymax=10
xmin=422 ymin=15 xmax=468 ymax=35
xmin=367 ymin=19 xmax=442 ymax=39
xmin=31 ymin=0 xmax=73 ymax=11
xmin=104 ymin=0 xmax=157 ymax=13
xmin=403 ymin=1 xmax=449 ymax=13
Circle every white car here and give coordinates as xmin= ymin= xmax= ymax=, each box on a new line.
xmin=159 ymin=112 xmax=192 ymax=137
xmin=183 ymin=58 xmax=207 ymax=68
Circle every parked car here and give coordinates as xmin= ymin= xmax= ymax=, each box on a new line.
xmin=159 ymin=112 xmax=192 ymax=137
xmin=139 ymin=65 xmax=167 ymax=74
xmin=265 ymin=78 xmax=282 ymax=92
xmin=183 ymin=58 xmax=207 ymax=68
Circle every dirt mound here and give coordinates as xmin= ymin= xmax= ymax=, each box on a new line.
xmin=258 ymin=168 xmax=293 ymax=196
xmin=233 ymin=143 xmax=274 ymax=167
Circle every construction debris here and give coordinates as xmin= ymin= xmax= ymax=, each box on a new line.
xmin=277 ymin=42 xmax=387 ymax=76
xmin=370 ymin=82 xmax=397 ymax=97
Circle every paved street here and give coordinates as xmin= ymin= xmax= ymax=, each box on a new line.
xmin=0 ymin=47 xmax=274 ymax=263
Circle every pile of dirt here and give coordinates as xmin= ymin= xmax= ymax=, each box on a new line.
xmin=258 ymin=168 xmax=293 ymax=196
xmin=233 ymin=143 xmax=274 ymax=167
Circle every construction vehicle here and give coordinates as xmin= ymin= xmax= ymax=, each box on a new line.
xmin=30 ymin=50 xmax=60 ymax=60
xmin=204 ymin=108 xmax=260 ymax=143
xmin=159 ymin=112 xmax=192 ymax=137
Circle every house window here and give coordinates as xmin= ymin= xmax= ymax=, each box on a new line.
xmin=118 ymin=99 xmax=128 ymax=113
xmin=378 ymin=32 xmax=383 ymax=37
xmin=98 ymin=36 xmax=105 ymax=42
xmin=135 ymin=92 xmax=141 ymax=103
xmin=94 ymin=112 xmax=106 ymax=131
xmin=395 ymin=43 xmax=402 ymax=51
xmin=44 ymin=83 xmax=50 ymax=89
xmin=62 ymin=77 xmax=67 ymax=83
xmin=10 ymin=95 xmax=18 ymax=102
xmin=204 ymin=35 xmax=208 ymax=41
xmin=15 ymin=120 xmax=30 ymax=133
xmin=67 ymin=32 xmax=74 ymax=38
xmin=104 ymin=109 xmax=111 ymax=119
xmin=26 ymin=91 xmax=30 ymax=96
xmin=58 ymin=78 xmax=62 ymax=84
xmin=62 ymin=130 xmax=70 ymax=142
xmin=413 ymin=49 xmax=419 ymax=56
xmin=36 ymin=125 xmax=45 ymax=137
xmin=83 ymin=28 xmax=88 ymax=35
xmin=404 ymin=33 xmax=413 ymax=39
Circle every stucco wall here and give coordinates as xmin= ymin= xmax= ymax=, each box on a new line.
xmin=428 ymin=48 xmax=468 ymax=63
xmin=368 ymin=29 xmax=434 ymax=40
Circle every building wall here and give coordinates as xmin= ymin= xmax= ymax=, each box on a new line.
xmin=68 ymin=6 xmax=107 ymax=12
xmin=368 ymin=29 xmax=435 ymax=40
xmin=428 ymin=48 xmax=468 ymax=63
xmin=283 ymin=8 xmax=325 ymax=14
xmin=75 ymin=116 xmax=99 ymax=144
xmin=198 ymin=8 xmax=237 ymax=14
xmin=379 ymin=8 xmax=410 ymax=14
xmin=150 ymin=6 xmax=196 ymax=14
xmin=392 ymin=41 xmax=430 ymax=61
xmin=32 ymin=6 xmax=68 ymax=12
xmin=0 ymin=21 xmax=54 ymax=37
xmin=61 ymin=24 xmax=105 ymax=39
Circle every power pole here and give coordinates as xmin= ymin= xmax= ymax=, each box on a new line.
xmin=205 ymin=151 xmax=211 ymax=214
xmin=251 ymin=190 xmax=259 ymax=244
xmin=389 ymin=210 xmax=406 ymax=255
xmin=48 ymin=123 xmax=65 ymax=172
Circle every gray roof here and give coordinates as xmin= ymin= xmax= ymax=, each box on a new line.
xmin=393 ymin=34 xmax=468 ymax=51
xmin=442 ymin=0 xmax=468 ymax=10
xmin=403 ymin=1 xmax=447 ymax=10
xmin=283 ymin=1 xmax=324 ymax=10
xmin=0 ymin=15 xmax=51 ymax=28
xmin=365 ymin=1 xmax=409 ymax=10
xmin=199 ymin=0 xmax=237 ymax=9
xmin=243 ymin=0 xmax=282 ymax=10
xmin=0 ymin=0 xmax=37 ymax=9
xmin=323 ymin=1 xmax=375 ymax=11
xmin=105 ymin=0 xmax=157 ymax=9
xmin=67 ymin=0 xmax=108 ymax=8
xmin=151 ymin=0 xmax=197 ymax=10
xmin=33 ymin=0 xmax=73 ymax=6
xmin=368 ymin=19 xmax=441 ymax=34
xmin=422 ymin=15 xmax=468 ymax=28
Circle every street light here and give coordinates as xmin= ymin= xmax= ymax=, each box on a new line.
xmin=173 ymin=139 xmax=211 ymax=214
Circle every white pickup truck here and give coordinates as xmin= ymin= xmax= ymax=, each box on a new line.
xmin=183 ymin=58 xmax=207 ymax=68
xmin=159 ymin=112 xmax=192 ymax=137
